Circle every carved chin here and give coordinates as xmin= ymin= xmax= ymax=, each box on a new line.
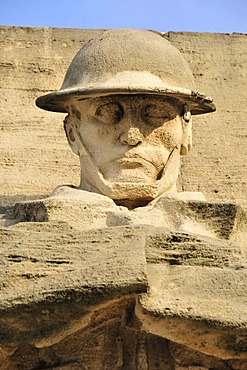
xmin=100 ymin=165 xmax=177 ymax=201
xmin=98 ymin=148 xmax=180 ymax=201
xmin=80 ymin=147 xmax=180 ymax=204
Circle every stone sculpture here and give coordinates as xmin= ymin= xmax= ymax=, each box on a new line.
xmin=36 ymin=28 xmax=215 ymax=208
xmin=1 ymin=29 xmax=246 ymax=369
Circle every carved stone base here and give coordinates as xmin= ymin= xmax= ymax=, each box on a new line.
xmin=1 ymin=193 xmax=247 ymax=368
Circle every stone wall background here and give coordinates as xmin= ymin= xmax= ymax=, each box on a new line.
xmin=0 ymin=27 xmax=246 ymax=209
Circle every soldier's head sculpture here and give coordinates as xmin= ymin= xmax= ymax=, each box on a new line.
xmin=36 ymin=29 xmax=215 ymax=208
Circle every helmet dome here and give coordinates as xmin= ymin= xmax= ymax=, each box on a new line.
xmin=36 ymin=28 xmax=215 ymax=115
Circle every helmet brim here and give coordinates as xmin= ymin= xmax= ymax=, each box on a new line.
xmin=36 ymin=85 xmax=216 ymax=115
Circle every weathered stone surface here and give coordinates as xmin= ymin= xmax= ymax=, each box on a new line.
xmin=2 ymin=327 xmax=247 ymax=369
xmin=9 ymin=189 xmax=247 ymax=253
xmin=0 ymin=27 xmax=246 ymax=210
xmin=166 ymin=32 xmax=247 ymax=210
xmin=137 ymin=223 xmax=247 ymax=359
xmin=2 ymin=190 xmax=246 ymax=360
xmin=155 ymin=195 xmax=247 ymax=243
xmin=35 ymin=29 xmax=215 ymax=208
xmin=0 ymin=224 xmax=147 ymax=347
xmin=1 ymin=199 xmax=247 ymax=358
xmin=0 ymin=26 xmax=247 ymax=369
xmin=0 ymin=27 xmax=103 ymax=204
xmin=11 ymin=187 xmax=118 ymax=230
xmin=138 ymin=264 xmax=247 ymax=359
xmin=145 ymin=228 xmax=244 ymax=268
xmin=0 ymin=213 xmax=246 ymax=366
xmin=169 ymin=342 xmax=244 ymax=370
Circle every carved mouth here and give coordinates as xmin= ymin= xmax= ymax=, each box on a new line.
xmin=119 ymin=156 xmax=166 ymax=181
xmin=118 ymin=157 xmax=155 ymax=170
xmin=100 ymin=150 xmax=170 ymax=184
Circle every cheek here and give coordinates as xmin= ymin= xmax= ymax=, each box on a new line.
xmin=157 ymin=131 xmax=175 ymax=150
xmin=79 ymin=120 xmax=110 ymax=147
xmin=78 ymin=121 xmax=118 ymax=167
xmin=148 ymin=119 xmax=183 ymax=150
xmin=95 ymin=123 xmax=111 ymax=138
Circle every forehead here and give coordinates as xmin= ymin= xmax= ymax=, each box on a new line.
xmin=72 ymin=94 xmax=183 ymax=112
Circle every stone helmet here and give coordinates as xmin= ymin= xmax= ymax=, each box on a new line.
xmin=36 ymin=28 xmax=216 ymax=115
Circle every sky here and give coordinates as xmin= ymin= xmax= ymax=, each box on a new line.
xmin=1 ymin=0 xmax=246 ymax=33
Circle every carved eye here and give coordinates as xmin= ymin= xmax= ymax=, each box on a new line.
xmin=95 ymin=102 xmax=124 ymax=124
xmin=142 ymin=104 xmax=170 ymax=127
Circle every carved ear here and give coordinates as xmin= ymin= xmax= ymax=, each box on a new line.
xmin=64 ymin=115 xmax=80 ymax=155
xmin=180 ymin=106 xmax=192 ymax=156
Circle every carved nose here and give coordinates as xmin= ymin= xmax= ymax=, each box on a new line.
xmin=120 ymin=127 xmax=143 ymax=146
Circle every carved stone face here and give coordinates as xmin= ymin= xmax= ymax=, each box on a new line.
xmin=64 ymin=94 xmax=192 ymax=208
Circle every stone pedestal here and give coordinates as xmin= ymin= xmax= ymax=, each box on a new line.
xmin=0 ymin=193 xmax=246 ymax=369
